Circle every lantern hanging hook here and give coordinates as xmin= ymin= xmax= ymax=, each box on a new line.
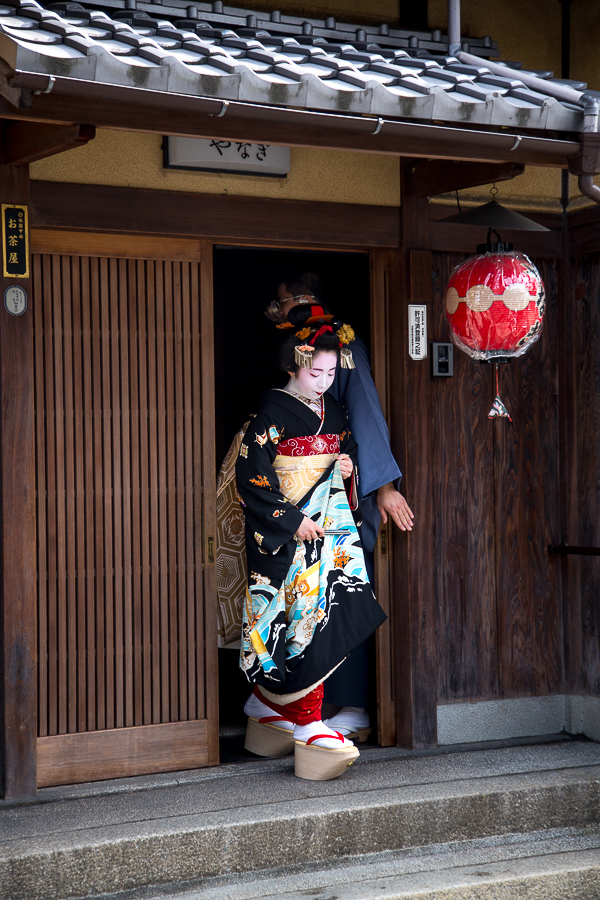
xmin=485 ymin=226 xmax=502 ymax=248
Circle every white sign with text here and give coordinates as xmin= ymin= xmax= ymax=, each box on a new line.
xmin=166 ymin=137 xmax=290 ymax=177
xmin=408 ymin=304 xmax=428 ymax=360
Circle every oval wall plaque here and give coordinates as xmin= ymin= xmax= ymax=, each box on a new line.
xmin=4 ymin=285 xmax=27 ymax=316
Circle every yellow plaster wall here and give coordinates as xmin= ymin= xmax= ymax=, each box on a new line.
xmin=30 ymin=129 xmax=401 ymax=207
xmin=570 ymin=3 xmax=600 ymax=92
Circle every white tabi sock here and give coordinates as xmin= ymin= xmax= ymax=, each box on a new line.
xmin=294 ymin=721 xmax=355 ymax=749
xmin=244 ymin=693 xmax=294 ymax=731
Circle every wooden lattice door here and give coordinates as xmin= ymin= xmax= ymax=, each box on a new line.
xmin=32 ymin=232 xmax=218 ymax=786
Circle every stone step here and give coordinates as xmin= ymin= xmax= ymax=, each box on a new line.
xmin=79 ymin=826 xmax=600 ymax=899
xmin=1 ymin=739 xmax=599 ymax=900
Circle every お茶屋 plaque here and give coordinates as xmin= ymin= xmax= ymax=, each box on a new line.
xmin=2 ymin=204 xmax=29 ymax=278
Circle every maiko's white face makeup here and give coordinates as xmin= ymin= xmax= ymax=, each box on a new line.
xmin=291 ymin=350 xmax=338 ymax=400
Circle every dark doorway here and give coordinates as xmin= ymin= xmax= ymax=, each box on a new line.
xmin=213 ymin=246 xmax=371 ymax=750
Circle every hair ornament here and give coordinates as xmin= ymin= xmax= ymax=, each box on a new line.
xmin=295 ymin=344 xmax=315 ymax=368
xmin=340 ymin=347 xmax=356 ymax=369
xmin=309 ymin=324 xmax=334 ymax=344
xmin=337 ymin=324 xmax=355 ymax=345
xmin=295 ymin=327 xmax=311 ymax=340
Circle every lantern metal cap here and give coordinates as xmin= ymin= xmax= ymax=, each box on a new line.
xmin=443 ymin=200 xmax=550 ymax=232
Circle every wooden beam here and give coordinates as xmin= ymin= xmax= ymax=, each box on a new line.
xmin=371 ymin=248 xmax=397 ymax=748
xmin=198 ymin=240 xmax=220 ymax=768
xmin=0 ymin=90 xmax=579 ymax=168
xmin=30 ymin=181 xmax=400 ymax=249
xmin=0 ymin=121 xmax=95 ymax=166
xmin=391 ymin=159 xmax=438 ymax=749
xmin=405 ymin=160 xmax=525 ymax=198
xmin=0 ymin=164 xmax=37 ymax=798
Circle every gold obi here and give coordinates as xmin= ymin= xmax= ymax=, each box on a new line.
xmin=272 ymin=453 xmax=336 ymax=506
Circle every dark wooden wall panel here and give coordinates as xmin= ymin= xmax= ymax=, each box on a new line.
xmin=34 ymin=251 xmax=207 ymax=737
xmin=429 ymin=253 xmax=562 ymax=705
xmin=494 ymin=258 xmax=562 ymax=697
xmin=568 ymin=253 xmax=600 ymax=697
xmin=431 ymin=252 xmax=497 ymax=702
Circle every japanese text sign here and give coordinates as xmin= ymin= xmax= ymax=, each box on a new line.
xmin=2 ymin=205 xmax=29 ymax=278
xmin=408 ymin=304 xmax=428 ymax=360
xmin=166 ymin=137 xmax=290 ymax=177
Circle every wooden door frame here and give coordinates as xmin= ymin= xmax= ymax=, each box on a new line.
xmin=210 ymin=240 xmax=398 ymax=746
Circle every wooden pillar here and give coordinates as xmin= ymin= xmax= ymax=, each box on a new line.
xmin=390 ymin=159 xmax=438 ymax=749
xmin=0 ymin=164 xmax=36 ymax=797
xmin=558 ymin=210 xmax=580 ymax=694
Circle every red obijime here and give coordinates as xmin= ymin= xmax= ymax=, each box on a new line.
xmin=277 ymin=434 xmax=339 ymax=457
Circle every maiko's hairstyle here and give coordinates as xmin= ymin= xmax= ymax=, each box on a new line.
xmin=278 ymin=305 xmax=348 ymax=374
xmin=279 ymin=272 xmax=325 ymax=306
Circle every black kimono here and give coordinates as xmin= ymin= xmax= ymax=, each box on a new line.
xmin=236 ymin=388 xmax=386 ymax=698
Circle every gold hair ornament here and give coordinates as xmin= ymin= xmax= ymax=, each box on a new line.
xmin=295 ymin=327 xmax=311 ymax=340
xmin=340 ymin=347 xmax=355 ymax=369
xmin=337 ymin=324 xmax=355 ymax=345
xmin=295 ymin=344 xmax=315 ymax=368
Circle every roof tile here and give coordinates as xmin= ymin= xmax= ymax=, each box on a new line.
xmin=0 ymin=0 xmax=585 ymax=133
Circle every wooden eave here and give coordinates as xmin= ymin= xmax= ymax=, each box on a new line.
xmin=0 ymin=69 xmax=585 ymax=169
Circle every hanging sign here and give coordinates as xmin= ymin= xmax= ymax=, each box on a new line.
xmin=4 ymin=285 xmax=27 ymax=316
xmin=2 ymin=204 xmax=29 ymax=278
xmin=408 ymin=304 xmax=428 ymax=359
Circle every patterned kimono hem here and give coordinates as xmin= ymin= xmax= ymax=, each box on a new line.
xmin=258 ymin=660 xmax=345 ymax=706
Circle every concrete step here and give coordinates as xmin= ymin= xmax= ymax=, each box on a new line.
xmin=79 ymin=826 xmax=600 ymax=899
xmin=1 ymin=739 xmax=599 ymax=900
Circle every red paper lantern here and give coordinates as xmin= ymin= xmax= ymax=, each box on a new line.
xmin=445 ymin=249 xmax=545 ymax=362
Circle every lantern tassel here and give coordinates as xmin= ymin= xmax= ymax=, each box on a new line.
xmin=488 ymin=364 xmax=512 ymax=422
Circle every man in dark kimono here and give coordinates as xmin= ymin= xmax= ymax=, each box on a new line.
xmin=265 ymin=273 xmax=414 ymax=734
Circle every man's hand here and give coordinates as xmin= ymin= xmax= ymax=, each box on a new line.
xmin=294 ymin=515 xmax=325 ymax=542
xmin=376 ymin=482 xmax=414 ymax=531
xmin=337 ymin=453 xmax=353 ymax=479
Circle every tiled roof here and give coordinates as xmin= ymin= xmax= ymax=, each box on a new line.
xmin=0 ymin=0 xmax=587 ymax=132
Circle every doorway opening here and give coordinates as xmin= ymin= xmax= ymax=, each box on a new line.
xmin=213 ymin=245 xmax=372 ymax=760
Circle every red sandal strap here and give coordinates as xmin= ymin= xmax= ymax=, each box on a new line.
xmin=306 ymin=731 xmax=345 ymax=745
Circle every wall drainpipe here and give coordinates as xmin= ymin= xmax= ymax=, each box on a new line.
xmin=577 ymin=97 xmax=600 ymax=204
xmin=448 ymin=0 xmax=461 ymax=57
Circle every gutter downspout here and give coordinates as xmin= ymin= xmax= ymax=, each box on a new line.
xmin=576 ymin=97 xmax=600 ymax=203
xmin=448 ymin=0 xmax=461 ymax=57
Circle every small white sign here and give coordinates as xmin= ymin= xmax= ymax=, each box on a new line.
xmin=408 ymin=304 xmax=427 ymax=360
xmin=166 ymin=137 xmax=290 ymax=177
xmin=4 ymin=284 xmax=26 ymax=317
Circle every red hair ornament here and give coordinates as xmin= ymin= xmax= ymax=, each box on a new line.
xmin=444 ymin=244 xmax=545 ymax=421
xmin=293 ymin=309 xmax=356 ymax=370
